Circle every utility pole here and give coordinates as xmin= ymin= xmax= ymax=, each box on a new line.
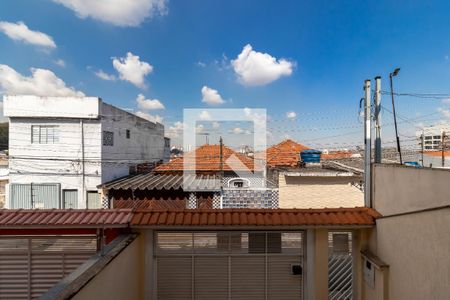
xmin=219 ymin=136 xmax=224 ymax=180
xmin=364 ymin=79 xmax=372 ymax=207
xmin=442 ymin=131 xmax=446 ymax=167
xmin=389 ymin=68 xmax=402 ymax=164
xmin=374 ymin=76 xmax=382 ymax=163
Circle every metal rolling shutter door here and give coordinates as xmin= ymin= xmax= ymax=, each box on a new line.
xmin=194 ymin=256 xmax=228 ymax=300
xmin=230 ymin=256 xmax=265 ymax=300
xmin=157 ymin=257 xmax=192 ymax=300
xmin=267 ymin=256 xmax=303 ymax=300
xmin=10 ymin=184 xmax=32 ymax=209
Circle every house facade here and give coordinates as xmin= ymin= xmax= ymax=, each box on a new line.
xmin=3 ymin=95 xmax=170 ymax=209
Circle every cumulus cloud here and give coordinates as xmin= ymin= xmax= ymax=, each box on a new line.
xmin=229 ymin=127 xmax=251 ymax=135
xmin=54 ymin=59 xmax=66 ymax=67
xmin=136 ymin=93 xmax=164 ymax=110
xmin=0 ymin=21 xmax=56 ymax=48
xmin=438 ymin=108 xmax=450 ymax=118
xmin=166 ymin=121 xmax=184 ymax=138
xmin=112 ymin=52 xmax=153 ymax=88
xmin=52 ymin=0 xmax=168 ymax=27
xmin=201 ymin=86 xmax=225 ymax=105
xmin=286 ymin=111 xmax=296 ymax=119
xmin=231 ymin=44 xmax=294 ymax=86
xmin=195 ymin=124 xmax=204 ymax=134
xmin=95 ymin=69 xmax=116 ymax=81
xmin=199 ymin=110 xmax=211 ymax=120
xmin=135 ymin=110 xmax=162 ymax=123
xmin=0 ymin=64 xmax=84 ymax=97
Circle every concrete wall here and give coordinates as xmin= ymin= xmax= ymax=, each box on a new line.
xmin=73 ymin=235 xmax=144 ymax=300
xmin=101 ymin=103 xmax=165 ymax=183
xmin=279 ymin=174 xmax=363 ymax=208
xmin=372 ymin=164 xmax=450 ymax=215
xmin=5 ymin=97 xmax=167 ymax=208
xmin=364 ymin=164 xmax=450 ymax=300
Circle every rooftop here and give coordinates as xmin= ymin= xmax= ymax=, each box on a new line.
xmin=0 ymin=207 xmax=380 ymax=228
xmin=155 ymin=144 xmax=255 ymax=172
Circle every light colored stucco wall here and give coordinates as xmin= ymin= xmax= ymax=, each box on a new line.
xmin=365 ymin=209 xmax=450 ymax=300
xmin=364 ymin=164 xmax=450 ymax=300
xmin=372 ymin=164 xmax=450 ymax=215
xmin=278 ymin=174 xmax=363 ymax=208
xmin=73 ymin=235 xmax=144 ymax=300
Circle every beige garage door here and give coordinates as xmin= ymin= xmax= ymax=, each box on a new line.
xmin=155 ymin=231 xmax=304 ymax=300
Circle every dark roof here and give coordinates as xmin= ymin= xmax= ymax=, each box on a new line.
xmin=100 ymin=173 xmax=221 ymax=191
xmin=0 ymin=207 xmax=380 ymax=228
xmin=131 ymin=207 xmax=380 ymax=227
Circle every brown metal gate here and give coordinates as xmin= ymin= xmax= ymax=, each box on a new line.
xmin=0 ymin=236 xmax=96 ymax=299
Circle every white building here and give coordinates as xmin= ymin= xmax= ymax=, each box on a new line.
xmin=3 ymin=95 xmax=170 ymax=209
xmin=416 ymin=124 xmax=450 ymax=151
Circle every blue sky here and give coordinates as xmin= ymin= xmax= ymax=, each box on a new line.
xmin=0 ymin=0 xmax=450 ymax=148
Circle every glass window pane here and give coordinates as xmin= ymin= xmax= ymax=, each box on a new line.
xmin=281 ymin=232 xmax=302 ymax=254
xmin=194 ymin=232 xmax=228 ymax=253
xmin=231 ymin=232 xmax=248 ymax=253
xmin=157 ymin=232 xmax=193 ymax=254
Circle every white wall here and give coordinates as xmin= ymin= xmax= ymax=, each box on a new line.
xmin=100 ymin=103 xmax=165 ymax=183
xmin=8 ymin=117 xmax=102 ymax=208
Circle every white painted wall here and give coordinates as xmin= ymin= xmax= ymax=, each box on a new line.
xmin=5 ymin=96 xmax=167 ymax=209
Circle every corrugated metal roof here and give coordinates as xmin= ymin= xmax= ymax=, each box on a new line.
xmin=113 ymin=197 xmax=213 ymax=209
xmin=0 ymin=209 xmax=133 ymax=228
xmin=100 ymin=173 xmax=221 ymax=191
xmin=131 ymin=207 xmax=379 ymax=227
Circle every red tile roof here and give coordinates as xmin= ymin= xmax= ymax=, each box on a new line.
xmin=0 ymin=207 xmax=379 ymax=228
xmin=264 ymin=139 xmax=353 ymax=167
xmin=265 ymin=139 xmax=310 ymax=167
xmin=131 ymin=207 xmax=379 ymax=227
xmin=155 ymin=144 xmax=254 ymax=172
xmin=0 ymin=209 xmax=133 ymax=228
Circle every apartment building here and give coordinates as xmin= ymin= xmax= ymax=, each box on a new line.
xmin=3 ymin=95 xmax=170 ymax=209
xmin=416 ymin=123 xmax=450 ymax=151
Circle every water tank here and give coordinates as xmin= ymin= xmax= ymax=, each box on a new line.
xmin=300 ymin=149 xmax=322 ymax=163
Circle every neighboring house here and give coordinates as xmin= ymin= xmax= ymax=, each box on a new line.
xmin=422 ymin=150 xmax=450 ymax=168
xmin=416 ymin=123 xmax=450 ymax=151
xmin=265 ymin=139 xmax=363 ymax=208
xmin=102 ymin=143 xmax=278 ymax=209
xmin=0 ymin=122 xmax=8 ymax=151
xmin=0 ymin=155 xmax=8 ymax=208
xmin=3 ymin=95 xmax=169 ymax=209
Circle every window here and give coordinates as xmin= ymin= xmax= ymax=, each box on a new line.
xmin=126 ymin=129 xmax=130 ymax=139
xmin=87 ymin=191 xmax=101 ymax=209
xmin=433 ymin=135 xmax=441 ymax=139
xmin=31 ymin=125 xmax=59 ymax=144
xmin=103 ymin=131 xmax=114 ymax=146
xmin=228 ymin=178 xmax=250 ymax=188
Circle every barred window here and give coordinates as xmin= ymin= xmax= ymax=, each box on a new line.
xmin=31 ymin=125 xmax=59 ymax=144
xmin=103 ymin=131 xmax=114 ymax=146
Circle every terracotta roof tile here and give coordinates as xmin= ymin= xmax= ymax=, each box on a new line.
xmin=0 ymin=209 xmax=133 ymax=228
xmin=130 ymin=207 xmax=379 ymax=227
xmin=155 ymin=144 xmax=254 ymax=172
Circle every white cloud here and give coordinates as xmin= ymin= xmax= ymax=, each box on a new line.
xmin=95 ymin=69 xmax=116 ymax=81
xmin=231 ymin=44 xmax=294 ymax=86
xmin=54 ymin=59 xmax=66 ymax=67
xmin=135 ymin=110 xmax=162 ymax=123
xmin=212 ymin=121 xmax=220 ymax=129
xmin=112 ymin=52 xmax=153 ymax=88
xmin=286 ymin=111 xmax=296 ymax=119
xmin=0 ymin=64 xmax=84 ymax=97
xmin=0 ymin=21 xmax=56 ymax=48
xmin=195 ymin=124 xmax=204 ymax=134
xmin=166 ymin=121 xmax=184 ymax=138
xmin=52 ymin=0 xmax=168 ymax=27
xmin=442 ymin=98 xmax=450 ymax=105
xmin=197 ymin=61 xmax=206 ymax=67
xmin=136 ymin=93 xmax=164 ymax=110
xmin=438 ymin=108 xmax=450 ymax=118
xmin=199 ymin=110 xmax=211 ymax=120
xmin=201 ymin=86 xmax=225 ymax=105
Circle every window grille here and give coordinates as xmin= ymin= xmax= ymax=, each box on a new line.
xmin=31 ymin=125 xmax=59 ymax=144
xmin=103 ymin=131 xmax=114 ymax=146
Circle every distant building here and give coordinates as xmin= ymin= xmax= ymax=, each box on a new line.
xmin=416 ymin=124 xmax=450 ymax=151
xmin=3 ymin=95 xmax=170 ymax=209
